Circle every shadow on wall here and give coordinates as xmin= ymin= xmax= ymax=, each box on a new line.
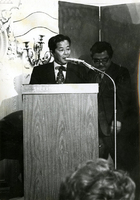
xmin=0 ymin=74 xmax=30 ymax=120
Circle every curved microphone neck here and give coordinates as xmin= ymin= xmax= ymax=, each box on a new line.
xmin=66 ymin=57 xmax=117 ymax=169
xmin=66 ymin=58 xmax=105 ymax=75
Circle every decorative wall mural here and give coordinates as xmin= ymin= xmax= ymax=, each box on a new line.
xmin=13 ymin=11 xmax=58 ymax=67
xmin=0 ymin=0 xmax=58 ymax=118
xmin=0 ymin=0 xmax=22 ymax=59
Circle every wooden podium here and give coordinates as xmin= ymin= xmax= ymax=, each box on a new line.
xmin=22 ymin=84 xmax=99 ymax=200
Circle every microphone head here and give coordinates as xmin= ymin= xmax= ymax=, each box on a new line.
xmin=66 ymin=58 xmax=93 ymax=70
xmin=66 ymin=58 xmax=81 ymax=62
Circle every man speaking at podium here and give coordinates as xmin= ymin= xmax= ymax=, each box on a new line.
xmin=30 ymin=34 xmax=88 ymax=84
xmin=88 ymin=41 xmax=134 ymax=171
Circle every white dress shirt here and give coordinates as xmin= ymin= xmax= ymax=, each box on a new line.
xmin=54 ymin=61 xmax=67 ymax=80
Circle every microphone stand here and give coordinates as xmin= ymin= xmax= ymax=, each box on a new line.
xmin=66 ymin=58 xmax=117 ymax=169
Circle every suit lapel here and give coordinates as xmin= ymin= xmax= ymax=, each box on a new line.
xmin=99 ymin=63 xmax=117 ymax=95
xmin=65 ymin=62 xmax=73 ymax=83
xmin=98 ymin=75 xmax=108 ymax=96
xmin=46 ymin=62 xmax=56 ymax=83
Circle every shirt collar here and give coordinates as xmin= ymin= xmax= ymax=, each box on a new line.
xmin=54 ymin=61 xmax=67 ymax=70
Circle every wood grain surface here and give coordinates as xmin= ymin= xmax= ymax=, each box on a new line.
xmin=23 ymin=85 xmax=98 ymax=200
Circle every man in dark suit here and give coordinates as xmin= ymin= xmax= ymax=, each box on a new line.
xmin=88 ymin=41 xmax=137 ymax=171
xmin=30 ymin=34 xmax=87 ymax=84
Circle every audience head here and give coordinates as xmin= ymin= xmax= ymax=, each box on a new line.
xmin=90 ymin=41 xmax=113 ymax=72
xmin=48 ymin=34 xmax=71 ymax=65
xmin=59 ymin=158 xmax=135 ymax=200
xmin=90 ymin=41 xmax=113 ymax=59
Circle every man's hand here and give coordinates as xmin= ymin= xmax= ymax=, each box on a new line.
xmin=110 ymin=121 xmax=122 ymax=133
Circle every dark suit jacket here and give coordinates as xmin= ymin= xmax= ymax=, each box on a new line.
xmin=88 ymin=62 xmax=131 ymax=136
xmin=30 ymin=62 xmax=88 ymax=84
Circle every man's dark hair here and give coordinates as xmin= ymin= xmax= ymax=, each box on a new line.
xmin=48 ymin=34 xmax=71 ymax=53
xmin=90 ymin=41 xmax=113 ymax=58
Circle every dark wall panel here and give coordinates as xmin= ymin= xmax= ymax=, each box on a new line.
xmin=101 ymin=4 xmax=140 ymax=94
xmin=59 ymin=1 xmax=99 ymax=61
xmin=59 ymin=3 xmax=140 ymax=198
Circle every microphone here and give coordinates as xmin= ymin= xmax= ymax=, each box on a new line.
xmin=66 ymin=58 xmax=115 ymax=84
xmin=66 ymin=57 xmax=117 ymax=169
xmin=66 ymin=58 xmax=107 ymax=75
xmin=66 ymin=58 xmax=82 ymax=63
xmin=66 ymin=58 xmax=95 ymax=71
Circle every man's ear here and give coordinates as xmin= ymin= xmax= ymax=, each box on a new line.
xmin=50 ymin=50 xmax=54 ymax=58
xmin=50 ymin=50 xmax=53 ymax=54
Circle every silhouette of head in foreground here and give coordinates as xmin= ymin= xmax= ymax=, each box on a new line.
xmin=59 ymin=158 xmax=135 ymax=200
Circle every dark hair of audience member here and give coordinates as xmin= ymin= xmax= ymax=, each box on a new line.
xmin=59 ymin=159 xmax=135 ymax=200
xmin=90 ymin=41 xmax=113 ymax=59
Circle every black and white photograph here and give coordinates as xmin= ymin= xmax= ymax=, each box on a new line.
xmin=0 ymin=0 xmax=139 ymax=199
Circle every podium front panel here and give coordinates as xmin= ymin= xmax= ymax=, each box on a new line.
xmin=22 ymin=84 xmax=99 ymax=200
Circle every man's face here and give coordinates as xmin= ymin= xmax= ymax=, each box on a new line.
xmin=92 ymin=50 xmax=111 ymax=72
xmin=53 ymin=40 xmax=71 ymax=65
